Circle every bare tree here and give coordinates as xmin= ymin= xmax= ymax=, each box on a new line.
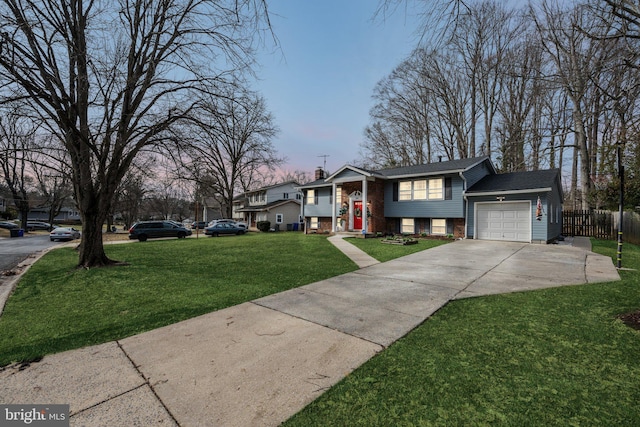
xmin=185 ymin=88 xmax=281 ymax=218
xmin=0 ymin=0 xmax=272 ymax=267
xmin=362 ymin=52 xmax=433 ymax=168
xmin=0 ymin=108 xmax=36 ymax=230
xmin=114 ymin=170 xmax=148 ymax=230
xmin=532 ymin=1 xmax=610 ymax=208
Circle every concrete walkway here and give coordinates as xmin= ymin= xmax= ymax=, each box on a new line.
xmin=0 ymin=238 xmax=620 ymax=426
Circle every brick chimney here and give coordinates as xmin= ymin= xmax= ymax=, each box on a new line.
xmin=315 ymin=166 xmax=325 ymax=180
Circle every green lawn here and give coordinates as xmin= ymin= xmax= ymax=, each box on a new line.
xmin=345 ymin=237 xmax=450 ymax=262
xmin=284 ymin=240 xmax=640 ymax=426
xmin=0 ymin=233 xmax=363 ymax=366
xmin=4 ymin=233 xmax=639 ymax=425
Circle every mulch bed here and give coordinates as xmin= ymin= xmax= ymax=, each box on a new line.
xmin=618 ymin=310 xmax=640 ymax=330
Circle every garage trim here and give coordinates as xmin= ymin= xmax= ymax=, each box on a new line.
xmin=474 ymin=201 xmax=531 ymax=243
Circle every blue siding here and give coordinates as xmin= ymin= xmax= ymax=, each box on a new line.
xmin=303 ymin=186 xmax=333 ymax=217
xmin=384 ymin=174 xmax=465 ymax=218
xmin=334 ymin=169 xmax=362 ymax=180
xmin=546 ymin=176 xmax=564 ymax=240
xmin=463 ymin=160 xmax=492 ymax=188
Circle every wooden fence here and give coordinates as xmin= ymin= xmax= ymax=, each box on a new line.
xmin=563 ymin=210 xmax=640 ymax=245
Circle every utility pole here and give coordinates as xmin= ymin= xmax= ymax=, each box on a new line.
xmin=617 ymin=142 xmax=624 ymax=269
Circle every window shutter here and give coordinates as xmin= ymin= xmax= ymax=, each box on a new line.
xmin=392 ymin=182 xmax=399 ymax=201
xmin=445 ymin=177 xmax=452 ymax=200
xmin=314 ymin=191 xmax=319 ymax=205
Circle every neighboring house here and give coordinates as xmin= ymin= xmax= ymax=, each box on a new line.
xmin=27 ymin=206 xmax=81 ymax=222
xmin=201 ymin=197 xmax=227 ymax=223
xmin=297 ymin=156 xmax=564 ymax=243
xmin=234 ymin=181 xmax=302 ymax=230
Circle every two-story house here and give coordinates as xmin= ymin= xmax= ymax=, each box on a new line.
xmin=297 ymin=156 xmax=564 ymax=243
xmin=233 ymin=181 xmax=302 ymax=230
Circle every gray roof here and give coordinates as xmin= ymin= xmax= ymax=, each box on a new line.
xmin=467 ymin=169 xmax=561 ymax=193
xmin=236 ymin=198 xmax=300 ymax=212
xmin=377 ymin=156 xmax=492 ymax=178
xmin=297 ymin=156 xmax=493 ymax=188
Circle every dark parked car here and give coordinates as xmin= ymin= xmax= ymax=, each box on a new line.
xmin=207 ymin=219 xmax=247 ymax=229
xmin=128 ymin=221 xmax=192 ymax=241
xmin=26 ymin=221 xmax=54 ymax=231
xmin=204 ymin=222 xmax=246 ymax=237
xmin=0 ymin=221 xmax=19 ymax=230
xmin=191 ymin=221 xmax=207 ymax=229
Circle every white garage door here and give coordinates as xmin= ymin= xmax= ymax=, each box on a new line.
xmin=476 ymin=202 xmax=531 ymax=242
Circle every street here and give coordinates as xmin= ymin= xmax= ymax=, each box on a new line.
xmin=0 ymin=234 xmax=59 ymax=272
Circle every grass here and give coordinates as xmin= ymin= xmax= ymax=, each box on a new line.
xmin=284 ymin=240 xmax=640 ymax=426
xmin=4 ymin=232 xmax=639 ymax=424
xmin=345 ymin=237 xmax=450 ymax=262
xmin=0 ymin=233 xmax=361 ymax=366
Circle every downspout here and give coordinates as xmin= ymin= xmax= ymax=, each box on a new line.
xmin=298 ymin=190 xmax=304 ymax=234
xmin=460 ymin=172 xmax=468 ymax=239
xmin=331 ymin=182 xmax=337 ymax=233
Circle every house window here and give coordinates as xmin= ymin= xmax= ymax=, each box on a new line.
xmin=276 ymin=214 xmax=283 ymax=224
xmin=336 ymin=186 xmax=342 ymax=205
xmin=283 ymin=193 xmax=289 ymax=199
xmin=306 ymin=189 xmax=315 ymax=205
xmin=413 ymin=180 xmax=427 ymax=200
xmin=428 ymin=178 xmax=444 ymax=200
xmin=399 ymin=181 xmax=412 ymax=200
xmin=401 ymin=218 xmax=414 ymax=234
xmin=431 ymin=218 xmax=446 ymax=235
xmin=310 ymin=217 xmax=318 ymax=229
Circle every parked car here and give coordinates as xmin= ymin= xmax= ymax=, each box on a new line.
xmin=0 ymin=221 xmax=19 ymax=230
xmin=205 ymin=222 xmax=246 ymax=237
xmin=26 ymin=221 xmax=55 ymax=231
xmin=207 ymin=219 xmax=247 ymax=229
xmin=191 ymin=221 xmax=208 ymax=229
xmin=128 ymin=221 xmax=193 ymax=242
xmin=50 ymin=227 xmax=81 ymax=241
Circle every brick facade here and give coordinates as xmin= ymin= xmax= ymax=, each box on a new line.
xmin=337 ymin=179 xmax=386 ymax=233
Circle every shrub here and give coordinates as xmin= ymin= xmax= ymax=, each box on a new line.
xmin=256 ymin=221 xmax=271 ymax=232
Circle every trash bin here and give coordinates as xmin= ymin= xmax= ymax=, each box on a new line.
xmin=293 ymin=223 xmax=299 ymax=231
xmin=10 ymin=228 xmax=23 ymax=238
xmin=286 ymin=223 xmax=293 ymax=231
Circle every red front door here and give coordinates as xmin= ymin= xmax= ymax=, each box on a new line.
xmin=353 ymin=201 xmax=363 ymax=230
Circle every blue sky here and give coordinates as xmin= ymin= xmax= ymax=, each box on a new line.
xmin=254 ymin=0 xmax=422 ymax=176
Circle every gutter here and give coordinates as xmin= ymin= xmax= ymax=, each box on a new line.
xmin=465 ymin=187 xmax=552 ymax=197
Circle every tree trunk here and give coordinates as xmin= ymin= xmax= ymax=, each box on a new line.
xmin=573 ymin=107 xmax=591 ymax=209
xmin=77 ymin=210 xmax=115 ymax=268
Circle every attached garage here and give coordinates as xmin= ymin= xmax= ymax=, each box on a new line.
xmin=465 ymin=169 xmax=564 ymax=244
xmin=475 ymin=202 xmax=531 ymax=242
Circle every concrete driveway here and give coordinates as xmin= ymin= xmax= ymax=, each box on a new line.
xmin=0 ymin=239 xmax=620 ymax=426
